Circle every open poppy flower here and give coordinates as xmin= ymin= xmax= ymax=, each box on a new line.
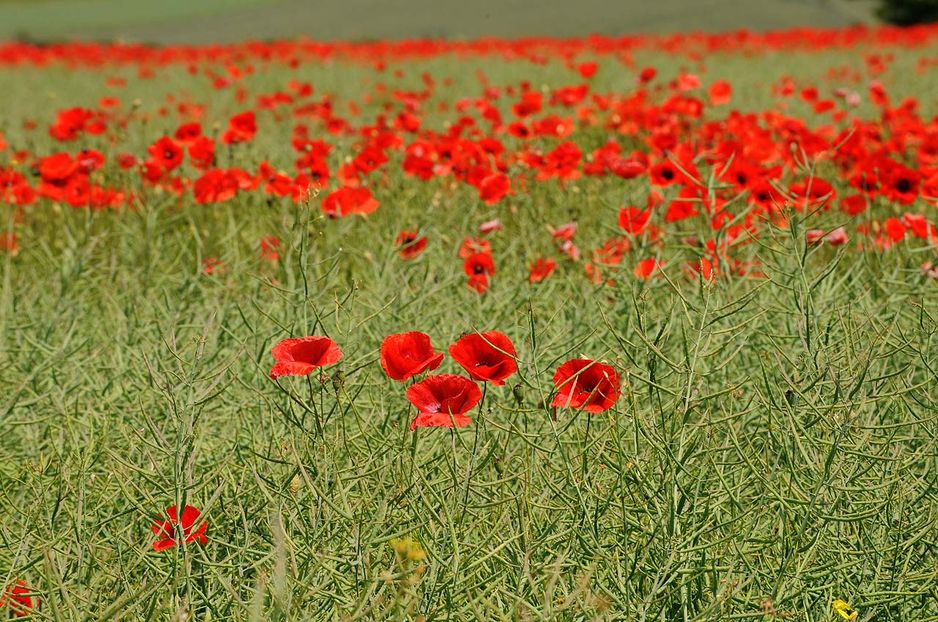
xmin=380 ymin=331 xmax=444 ymax=381
xmin=0 ymin=580 xmax=37 ymax=617
xmin=448 ymin=331 xmax=517 ymax=385
xmin=269 ymin=336 xmax=342 ymax=379
xmin=463 ymin=252 xmax=495 ymax=277
xmin=152 ymin=504 xmax=208 ymax=552
xmin=406 ymin=374 xmax=482 ymax=429
xmin=551 ymin=358 xmax=621 ymax=413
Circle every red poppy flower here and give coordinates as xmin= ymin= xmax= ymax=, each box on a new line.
xmin=634 ymin=258 xmax=661 ymax=279
xmin=0 ymin=232 xmax=18 ymax=255
xmin=380 ymin=331 xmax=444 ymax=381
xmin=0 ymin=580 xmax=36 ymax=617
xmin=638 ymin=66 xmax=657 ymax=84
xmin=406 ymin=374 xmax=482 ymax=429
xmin=221 ymin=111 xmax=257 ymax=144
xmin=551 ymin=359 xmax=621 ymax=413
xmin=839 ymin=194 xmax=867 ymax=216
xmin=321 ymin=186 xmax=380 ymax=218
xmin=152 ymin=505 xmax=208 ymax=552
xmin=459 ymin=237 xmax=491 ymax=259
xmin=259 ymin=235 xmax=280 ymax=262
xmin=618 ymin=206 xmax=651 ymax=235
xmin=478 ymin=172 xmax=510 ymax=204
xmin=467 ymin=274 xmax=489 ymax=294
xmin=649 ymin=160 xmax=680 ymax=186
xmin=464 ymin=252 xmax=495 ymax=278
xmin=148 ymin=136 xmax=184 ymax=171
xmin=269 ymin=336 xmax=342 ymax=379
xmin=449 ymin=331 xmax=517 ymax=385
xmin=396 ymin=230 xmax=427 ymax=260
xmin=529 ymin=257 xmax=556 ymax=283
xmin=577 ymin=61 xmax=598 ymax=79
xmin=708 ymin=80 xmax=732 ymax=106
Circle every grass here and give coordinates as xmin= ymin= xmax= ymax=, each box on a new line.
xmin=0 ymin=0 xmax=878 ymax=43
xmin=1 ymin=42 xmax=938 ymax=621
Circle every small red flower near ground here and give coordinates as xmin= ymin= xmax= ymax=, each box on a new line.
xmin=618 ymin=206 xmax=651 ymax=235
xmin=529 ymin=257 xmax=556 ymax=283
xmin=551 ymin=359 xmax=621 ymax=413
xmin=406 ymin=374 xmax=482 ymax=429
xmin=396 ymin=230 xmax=428 ymax=260
xmin=0 ymin=232 xmax=18 ymax=255
xmin=634 ymin=258 xmax=662 ymax=279
xmin=449 ymin=331 xmax=518 ymax=385
xmin=806 ymin=227 xmax=848 ymax=246
xmin=380 ymin=331 xmax=444 ymax=381
xmin=464 ymin=252 xmax=495 ymax=277
xmin=269 ymin=336 xmax=342 ymax=379
xmin=152 ymin=505 xmax=208 ymax=552
xmin=259 ymin=236 xmax=280 ymax=263
xmin=0 ymin=580 xmax=37 ymax=617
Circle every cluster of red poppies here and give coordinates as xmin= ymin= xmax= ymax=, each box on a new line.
xmin=2 ymin=25 xmax=938 ymax=287
xmin=269 ymin=332 xmax=621 ymax=429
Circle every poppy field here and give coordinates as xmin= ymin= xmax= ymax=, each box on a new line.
xmin=2 ymin=25 xmax=938 ymax=620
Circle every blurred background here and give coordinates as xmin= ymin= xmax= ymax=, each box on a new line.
xmin=0 ymin=0 xmax=934 ymax=44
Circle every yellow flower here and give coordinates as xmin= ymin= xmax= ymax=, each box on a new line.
xmin=832 ymin=599 xmax=858 ymax=621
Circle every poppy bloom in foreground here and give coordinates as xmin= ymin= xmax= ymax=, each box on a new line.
xmin=152 ymin=504 xmax=208 ymax=552
xmin=449 ymin=331 xmax=517 ymax=385
xmin=380 ymin=331 xmax=444 ymax=381
xmin=406 ymin=374 xmax=482 ymax=429
xmin=269 ymin=336 xmax=342 ymax=379
xmin=0 ymin=580 xmax=37 ymax=617
xmin=552 ymin=358 xmax=621 ymax=413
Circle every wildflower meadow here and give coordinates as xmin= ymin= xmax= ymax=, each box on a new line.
xmin=1 ymin=24 xmax=938 ymax=621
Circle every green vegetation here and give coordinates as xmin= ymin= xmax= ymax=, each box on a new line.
xmin=1 ymin=45 xmax=937 ymax=620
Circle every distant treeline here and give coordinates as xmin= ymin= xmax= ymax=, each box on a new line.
xmin=876 ymin=0 xmax=938 ymax=25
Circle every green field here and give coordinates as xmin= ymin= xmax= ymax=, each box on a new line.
xmin=0 ymin=0 xmax=878 ymax=43
xmin=2 ymin=25 xmax=938 ymax=622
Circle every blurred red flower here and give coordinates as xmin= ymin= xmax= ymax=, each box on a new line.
xmin=396 ymin=230 xmax=427 ymax=260
xmin=0 ymin=580 xmax=37 ymax=617
xmin=529 ymin=257 xmax=556 ymax=283
xmin=321 ymin=187 xmax=380 ymax=218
